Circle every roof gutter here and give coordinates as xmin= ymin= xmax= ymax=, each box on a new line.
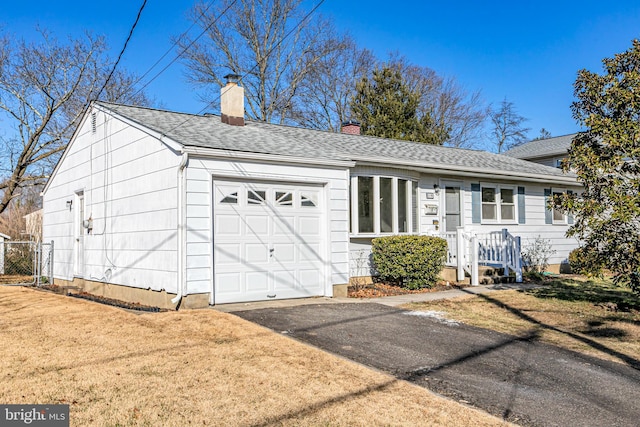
xmin=181 ymin=146 xmax=355 ymax=169
xmin=355 ymin=158 xmax=580 ymax=185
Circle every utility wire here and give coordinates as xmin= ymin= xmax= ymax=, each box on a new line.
xmin=94 ymin=0 xmax=148 ymax=102
xmin=80 ymin=0 xmax=326 ymax=145
xmin=162 ymin=0 xmax=327 ymax=136
xmin=115 ymin=0 xmax=218 ymax=102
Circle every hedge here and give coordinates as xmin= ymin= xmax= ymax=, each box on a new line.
xmin=371 ymin=235 xmax=447 ymax=289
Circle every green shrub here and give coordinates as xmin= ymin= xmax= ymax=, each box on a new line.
xmin=371 ymin=235 xmax=447 ymax=289
xmin=568 ymin=246 xmax=604 ymax=277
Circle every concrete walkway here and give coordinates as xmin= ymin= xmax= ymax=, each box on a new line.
xmin=214 ymin=282 xmax=540 ymax=312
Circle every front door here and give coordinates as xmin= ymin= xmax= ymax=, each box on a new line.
xmin=445 ymin=187 xmax=461 ymax=232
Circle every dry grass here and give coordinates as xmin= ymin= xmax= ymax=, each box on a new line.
xmin=403 ymin=278 xmax=640 ymax=369
xmin=0 ymin=286 xmax=509 ymax=426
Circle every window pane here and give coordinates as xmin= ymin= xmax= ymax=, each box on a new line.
xmin=482 ymin=204 xmax=497 ymax=220
xmin=220 ymin=192 xmax=238 ymax=204
xmin=412 ymin=181 xmax=418 ymax=233
xmin=248 ymin=190 xmax=266 ymax=205
xmin=501 ymin=188 xmax=514 ymax=204
xmin=553 ymin=192 xmax=564 ymax=221
xmin=482 ymin=187 xmax=495 ymax=203
xmin=398 ymin=179 xmax=407 ymax=232
xmin=275 ymin=191 xmax=293 ymax=206
xmin=501 ymin=205 xmax=515 ymax=220
xmin=380 ymin=177 xmax=393 ymax=233
xmin=358 ymin=177 xmax=373 ymax=233
xmin=301 ymin=191 xmax=318 ymax=207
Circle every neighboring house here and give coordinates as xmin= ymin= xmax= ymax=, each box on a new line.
xmin=24 ymin=209 xmax=43 ymax=242
xmin=42 ymin=76 xmax=581 ymax=309
xmin=503 ymin=133 xmax=576 ymax=168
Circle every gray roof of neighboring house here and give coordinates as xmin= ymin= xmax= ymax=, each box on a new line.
xmin=503 ymin=133 xmax=577 ymax=160
xmin=98 ymin=102 xmax=577 ymax=183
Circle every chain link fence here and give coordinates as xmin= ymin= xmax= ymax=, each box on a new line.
xmin=0 ymin=241 xmax=54 ymax=286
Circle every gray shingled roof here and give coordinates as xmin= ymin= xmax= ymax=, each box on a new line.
xmin=98 ymin=102 xmax=577 ymax=183
xmin=503 ymin=133 xmax=577 ymax=159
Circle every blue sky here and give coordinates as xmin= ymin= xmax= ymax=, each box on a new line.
xmin=3 ymin=0 xmax=640 ymax=146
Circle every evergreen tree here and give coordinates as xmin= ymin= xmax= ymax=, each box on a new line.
xmin=350 ymin=66 xmax=448 ymax=144
xmin=554 ymin=39 xmax=640 ymax=293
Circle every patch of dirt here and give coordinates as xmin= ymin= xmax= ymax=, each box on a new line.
xmin=349 ymin=281 xmax=470 ymax=298
xmin=68 ymin=291 xmax=167 ymax=312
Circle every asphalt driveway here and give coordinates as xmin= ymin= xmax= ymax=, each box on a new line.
xmin=234 ymin=302 xmax=640 ymax=427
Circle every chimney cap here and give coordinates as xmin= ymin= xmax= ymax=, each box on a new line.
xmin=224 ymin=73 xmax=241 ymax=84
xmin=341 ymin=119 xmax=361 ymax=127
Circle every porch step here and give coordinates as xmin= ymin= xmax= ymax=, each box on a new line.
xmin=477 ymin=266 xmax=515 ymax=285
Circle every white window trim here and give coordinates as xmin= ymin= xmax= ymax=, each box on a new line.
xmin=480 ymin=183 xmax=518 ymax=225
xmin=350 ymin=175 xmax=416 ymax=236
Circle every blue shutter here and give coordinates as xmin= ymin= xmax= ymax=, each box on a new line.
xmin=544 ymin=188 xmax=552 ymax=224
xmin=567 ymin=190 xmax=574 ymax=224
xmin=471 ymin=183 xmax=481 ymax=223
xmin=518 ymin=186 xmax=526 ymax=224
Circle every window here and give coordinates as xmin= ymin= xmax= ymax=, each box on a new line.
xmin=501 ymin=188 xmax=515 ymax=221
xmin=358 ymin=177 xmax=374 ymax=233
xmin=552 ymin=191 xmax=565 ymax=223
xmin=247 ymin=190 xmax=266 ymax=205
xmin=352 ymin=175 xmax=415 ymax=235
xmin=275 ymin=191 xmax=293 ymax=206
xmin=480 ymin=185 xmax=517 ymax=223
xmin=481 ymin=187 xmax=497 ymax=220
xmin=301 ymin=191 xmax=318 ymax=207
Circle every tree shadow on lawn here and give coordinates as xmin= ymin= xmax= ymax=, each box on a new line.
xmin=461 ymin=287 xmax=640 ymax=370
xmin=523 ymin=278 xmax=640 ymax=312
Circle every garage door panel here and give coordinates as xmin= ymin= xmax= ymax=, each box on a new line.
xmin=244 ymin=215 xmax=269 ymax=235
xmin=216 ymin=273 xmax=242 ymax=294
xmin=245 ymin=271 xmax=269 ymax=292
xmin=216 ymin=243 xmax=241 ymax=264
xmin=273 ymin=243 xmax=295 ymax=262
xmin=274 ymin=216 xmax=295 ymax=236
xmin=273 ymin=270 xmax=296 ymax=291
xmin=299 ymin=269 xmax=323 ymax=292
xmin=299 ymin=243 xmax=322 ymax=262
xmin=216 ymin=215 xmax=241 ymax=235
xmin=245 ymin=243 xmax=269 ymax=263
xmin=299 ymin=217 xmax=321 ymax=236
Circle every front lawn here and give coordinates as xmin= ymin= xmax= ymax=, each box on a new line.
xmin=403 ymin=277 xmax=640 ymax=368
xmin=0 ymin=286 xmax=508 ymax=426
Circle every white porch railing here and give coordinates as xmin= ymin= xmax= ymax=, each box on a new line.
xmin=442 ymin=228 xmax=522 ymax=286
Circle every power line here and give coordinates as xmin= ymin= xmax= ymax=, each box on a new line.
xmin=94 ymin=0 xmax=148 ymax=102
xmin=162 ymin=0 xmax=327 ymax=135
xmin=115 ymin=0 xmax=218 ymax=102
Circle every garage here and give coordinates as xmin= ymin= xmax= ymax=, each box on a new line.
xmin=213 ymin=179 xmax=327 ymax=304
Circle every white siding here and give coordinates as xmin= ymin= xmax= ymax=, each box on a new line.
xmin=185 ymin=157 xmax=350 ymax=296
xmin=348 ymin=171 xmax=582 ymax=275
xmin=42 ymin=108 xmax=181 ymax=292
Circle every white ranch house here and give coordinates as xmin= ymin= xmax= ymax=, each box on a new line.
xmin=42 ymin=79 xmax=581 ymax=308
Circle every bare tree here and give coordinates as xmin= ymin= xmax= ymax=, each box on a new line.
xmin=388 ymin=56 xmax=488 ymax=148
xmin=179 ymin=0 xmax=349 ymax=124
xmin=290 ymin=37 xmax=374 ymax=131
xmin=489 ymin=98 xmax=530 ymax=153
xmin=0 ymin=29 xmax=151 ymax=215
xmin=532 ymin=128 xmax=552 ymax=140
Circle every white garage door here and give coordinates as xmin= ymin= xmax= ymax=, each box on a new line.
xmin=213 ymin=180 xmax=327 ymax=304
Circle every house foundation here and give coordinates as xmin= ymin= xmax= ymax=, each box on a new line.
xmin=53 ymin=277 xmax=210 ymax=310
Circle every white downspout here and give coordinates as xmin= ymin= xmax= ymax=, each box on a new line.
xmin=171 ymin=152 xmax=189 ymax=308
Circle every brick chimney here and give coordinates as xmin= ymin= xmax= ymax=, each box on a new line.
xmin=220 ymin=74 xmax=245 ymax=126
xmin=341 ymin=120 xmax=361 ymax=135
